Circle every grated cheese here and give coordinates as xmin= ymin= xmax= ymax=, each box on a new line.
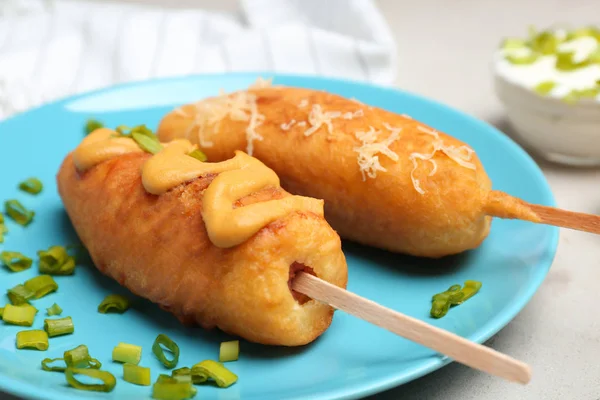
xmin=353 ymin=126 xmax=401 ymax=180
xmin=408 ymin=125 xmax=476 ymax=194
xmin=298 ymin=99 xmax=309 ymax=108
xmin=297 ymin=121 xmax=307 ymax=127
xmin=304 ymin=104 xmax=342 ymax=136
xmin=281 ymin=119 xmax=296 ymax=131
xmin=342 ymin=109 xmax=365 ymax=119
xmin=401 ymin=113 xmax=413 ymax=119
xmin=249 ymin=77 xmax=273 ymax=89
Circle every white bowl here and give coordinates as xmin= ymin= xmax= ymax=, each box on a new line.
xmin=494 ymin=70 xmax=600 ymax=166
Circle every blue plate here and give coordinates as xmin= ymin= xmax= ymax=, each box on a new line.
xmin=0 ymin=73 xmax=558 ymax=400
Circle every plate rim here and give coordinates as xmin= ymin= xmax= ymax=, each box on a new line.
xmin=0 ymin=72 xmax=560 ymax=400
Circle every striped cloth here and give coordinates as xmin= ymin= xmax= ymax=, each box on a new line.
xmin=0 ymin=0 xmax=396 ymax=119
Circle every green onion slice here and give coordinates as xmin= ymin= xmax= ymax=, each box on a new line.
xmin=112 ymin=343 xmax=142 ymax=365
xmin=97 ymin=294 xmax=130 ymax=314
xmin=0 ymin=214 xmax=6 ymax=243
xmin=24 ymin=275 xmax=58 ymax=299
xmin=16 ymin=329 xmax=49 ymax=350
xmin=65 ymin=367 xmax=117 ymax=393
xmin=191 ymin=360 xmax=238 ymax=388
xmin=44 ymin=316 xmax=75 ymax=337
xmin=555 ymin=51 xmax=590 ymax=71
xmin=4 ymin=200 xmax=35 ymax=226
xmin=38 ymin=245 xmax=76 ymax=275
xmin=534 ymin=81 xmax=556 ymax=96
xmin=152 ymin=334 xmax=180 ymax=369
xmin=64 ymin=345 xmax=102 ymax=369
xmin=123 ymin=363 xmax=151 ymax=386
xmin=1 ymin=251 xmax=33 ymax=272
xmin=505 ymin=53 xmax=539 ymax=65
xmin=0 ymin=307 xmax=4 ymax=318
xmin=46 ymin=303 xmax=63 ymax=316
xmin=7 ymin=284 xmax=34 ymax=305
xmin=430 ymin=284 xmax=464 ymax=319
xmin=501 ymin=38 xmax=528 ymax=50
xmin=2 ymin=304 xmax=37 ymax=326
xmin=219 ymin=340 xmax=239 ymax=362
xmin=42 ymin=357 xmax=67 ymax=372
xmin=529 ymin=30 xmax=561 ymax=55
xmin=152 ymin=374 xmax=197 ymax=400
xmin=18 ymin=178 xmax=43 ymax=195
xmin=455 ymin=280 xmax=483 ymax=304
xmin=85 ymin=119 xmax=104 ymax=135
xmin=132 ymin=131 xmax=163 ymax=154
xmin=187 ymin=149 xmax=207 ymax=162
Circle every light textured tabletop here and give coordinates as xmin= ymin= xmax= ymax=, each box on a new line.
xmin=3 ymin=1 xmax=600 ymax=399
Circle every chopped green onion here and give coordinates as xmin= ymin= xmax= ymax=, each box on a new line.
xmin=171 ymin=367 xmax=192 ymax=382
xmin=567 ymin=26 xmax=600 ymax=41
xmin=501 ymin=38 xmax=528 ymax=50
xmin=18 ymin=178 xmax=43 ymax=195
xmin=123 ymin=363 xmax=151 ymax=386
xmin=555 ymin=51 xmax=590 ymax=71
xmin=38 ymin=245 xmax=76 ymax=275
xmin=0 ymin=307 xmax=4 ymax=318
xmin=454 ymin=280 xmax=483 ymax=304
xmin=563 ymin=87 xmax=600 ymax=104
xmin=64 ymin=345 xmax=102 ymax=369
xmin=187 ymin=149 xmax=207 ymax=162
xmin=85 ymin=119 xmax=104 ymax=135
xmin=191 ymin=360 xmax=237 ymax=388
xmin=152 ymin=334 xmax=180 ymax=369
xmin=430 ymin=284 xmax=464 ymax=319
xmin=505 ymin=53 xmax=539 ymax=65
xmin=16 ymin=329 xmax=48 ymax=350
xmin=7 ymin=284 xmax=34 ymax=305
xmin=46 ymin=303 xmax=63 ymax=316
xmin=115 ymin=125 xmax=130 ymax=135
xmin=534 ymin=81 xmax=556 ymax=96
xmin=4 ymin=200 xmax=35 ymax=226
xmin=98 ymin=294 xmax=130 ymax=313
xmin=65 ymin=367 xmax=116 ymax=393
xmin=1 ymin=251 xmax=33 ymax=272
xmin=24 ymin=275 xmax=58 ymax=299
xmin=219 ymin=340 xmax=239 ymax=362
xmin=0 ymin=213 xmax=7 ymax=243
xmin=529 ymin=30 xmax=561 ymax=55
xmin=152 ymin=374 xmax=197 ymax=400
xmin=112 ymin=343 xmax=142 ymax=364
xmin=44 ymin=317 xmax=74 ymax=337
xmin=42 ymin=357 xmax=67 ymax=372
xmin=2 ymin=304 xmax=37 ymax=326
xmin=132 ymin=132 xmax=163 ymax=154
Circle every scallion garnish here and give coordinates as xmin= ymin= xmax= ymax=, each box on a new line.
xmin=505 ymin=53 xmax=539 ymax=65
xmin=42 ymin=357 xmax=68 ymax=372
xmin=64 ymin=345 xmax=102 ymax=369
xmin=152 ymin=374 xmax=197 ymax=400
xmin=0 ymin=213 xmax=7 ymax=243
xmin=219 ymin=340 xmax=239 ymax=362
xmin=2 ymin=304 xmax=37 ymax=326
xmin=38 ymin=245 xmax=76 ymax=275
xmin=187 ymin=149 xmax=207 ymax=162
xmin=85 ymin=119 xmax=104 ymax=135
xmin=152 ymin=334 xmax=180 ymax=369
xmin=18 ymin=178 xmax=43 ymax=195
xmin=97 ymin=294 xmax=130 ymax=313
xmin=7 ymin=284 xmax=34 ymax=305
xmin=132 ymin=132 xmax=163 ymax=154
xmin=191 ymin=360 xmax=238 ymax=388
xmin=0 ymin=307 xmax=4 ymax=318
xmin=454 ymin=280 xmax=483 ymax=304
xmin=65 ymin=367 xmax=117 ymax=392
xmin=4 ymin=200 xmax=35 ymax=226
xmin=112 ymin=343 xmax=142 ymax=365
xmin=44 ymin=316 xmax=74 ymax=337
xmin=16 ymin=329 xmax=48 ymax=350
xmin=123 ymin=363 xmax=151 ymax=386
xmin=46 ymin=303 xmax=63 ymax=316
xmin=534 ymin=81 xmax=556 ymax=96
xmin=1 ymin=251 xmax=33 ymax=272
xmin=24 ymin=275 xmax=58 ymax=299
xmin=430 ymin=281 xmax=482 ymax=318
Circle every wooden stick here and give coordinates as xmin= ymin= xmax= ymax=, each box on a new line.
xmin=292 ymin=272 xmax=531 ymax=385
xmin=525 ymin=203 xmax=600 ymax=235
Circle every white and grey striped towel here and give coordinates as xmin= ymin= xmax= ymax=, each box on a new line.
xmin=0 ymin=0 xmax=396 ymax=119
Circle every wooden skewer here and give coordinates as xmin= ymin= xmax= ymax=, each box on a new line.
xmin=292 ymin=272 xmax=531 ymax=385
xmin=485 ymin=191 xmax=600 ymax=235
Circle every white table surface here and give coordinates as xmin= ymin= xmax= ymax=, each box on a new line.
xmin=3 ymin=1 xmax=600 ymax=399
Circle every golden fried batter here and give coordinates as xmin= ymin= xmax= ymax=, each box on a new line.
xmin=57 ymin=152 xmax=347 ymax=346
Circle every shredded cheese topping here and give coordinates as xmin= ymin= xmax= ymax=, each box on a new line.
xmin=408 ymin=125 xmax=476 ymax=194
xmin=304 ymin=104 xmax=342 ymax=136
xmin=280 ymin=119 xmax=296 ymax=131
xmin=249 ymin=77 xmax=273 ymax=89
xmin=298 ymin=99 xmax=309 ymax=108
xmin=342 ymin=109 xmax=365 ymax=119
xmin=354 ymin=125 xmax=401 ymax=180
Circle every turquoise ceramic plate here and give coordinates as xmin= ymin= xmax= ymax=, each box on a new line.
xmin=0 ymin=73 xmax=558 ymax=400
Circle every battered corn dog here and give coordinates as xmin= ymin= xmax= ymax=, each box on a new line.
xmin=157 ymin=82 xmax=539 ymax=258
xmin=57 ymin=128 xmax=347 ymax=346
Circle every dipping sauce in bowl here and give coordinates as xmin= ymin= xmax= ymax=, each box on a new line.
xmin=493 ymin=26 xmax=600 ymax=166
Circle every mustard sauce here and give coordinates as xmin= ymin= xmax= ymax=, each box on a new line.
xmin=74 ymin=128 xmax=324 ymax=248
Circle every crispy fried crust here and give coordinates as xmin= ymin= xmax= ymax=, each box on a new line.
xmin=158 ymin=87 xmax=497 ymax=258
xmin=57 ymin=152 xmax=347 ymax=346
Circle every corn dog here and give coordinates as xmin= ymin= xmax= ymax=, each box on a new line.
xmin=57 ymin=128 xmax=347 ymax=346
xmin=157 ymin=83 xmax=539 ymax=258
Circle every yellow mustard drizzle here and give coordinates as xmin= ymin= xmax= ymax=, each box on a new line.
xmin=73 ymin=128 xmax=143 ymax=171
xmin=74 ymin=128 xmax=324 ymax=248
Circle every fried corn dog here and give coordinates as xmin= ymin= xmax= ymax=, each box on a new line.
xmin=57 ymin=128 xmax=347 ymax=346
xmin=157 ymin=84 xmax=539 ymax=258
